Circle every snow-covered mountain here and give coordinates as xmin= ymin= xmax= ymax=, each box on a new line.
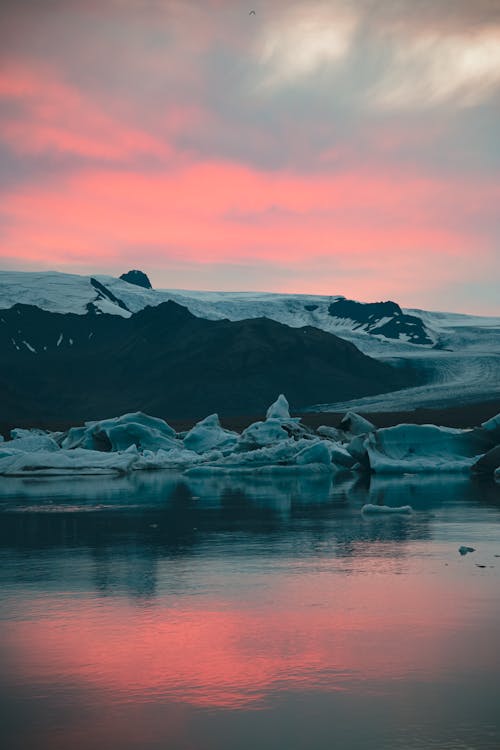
xmin=0 ymin=270 xmax=474 ymax=338
xmin=1 ymin=269 xmax=499 ymax=412
xmin=0 ymin=298 xmax=411 ymax=424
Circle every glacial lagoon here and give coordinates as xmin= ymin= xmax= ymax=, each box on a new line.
xmin=0 ymin=471 xmax=499 ymax=750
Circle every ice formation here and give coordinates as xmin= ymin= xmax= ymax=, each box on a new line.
xmin=62 ymin=412 xmax=177 ymax=452
xmin=0 ymin=447 xmax=139 ymax=476
xmin=339 ymin=412 xmax=376 ymax=437
xmin=183 ymin=414 xmax=238 ymax=454
xmin=361 ymin=424 xmax=490 ymax=474
xmin=0 ymin=395 xmax=499 ymax=479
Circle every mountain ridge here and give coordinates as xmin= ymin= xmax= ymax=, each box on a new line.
xmin=0 ymin=299 xmax=414 ymax=423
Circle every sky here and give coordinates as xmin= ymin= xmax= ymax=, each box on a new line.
xmin=0 ymin=0 xmax=499 ymax=313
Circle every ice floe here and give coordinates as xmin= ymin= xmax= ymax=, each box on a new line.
xmin=0 ymin=447 xmax=139 ymax=476
xmin=183 ymin=414 xmax=238 ymax=454
xmin=266 ymin=393 xmax=292 ymax=420
xmin=361 ymin=424 xmax=493 ymax=474
xmin=339 ymin=412 xmax=376 ymax=437
xmin=62 ymin=412 xmax=177 ymax=452
xmin=1 ymin=395 xmax=499 ymax=478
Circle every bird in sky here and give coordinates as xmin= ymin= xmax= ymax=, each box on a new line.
xmin=249 ymin=10 xmax=256 ymax=15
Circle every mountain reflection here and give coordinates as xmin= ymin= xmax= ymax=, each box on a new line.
xmin=0 ymin=472 xmax=498 ymax=603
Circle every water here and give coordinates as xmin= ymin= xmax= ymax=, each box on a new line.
xmin=0 ymin=471 xmax=499 ymax=750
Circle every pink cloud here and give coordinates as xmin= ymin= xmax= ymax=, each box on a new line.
xmin=0 ymin=56 xmax=498 ymax=309
xmin=0 ymin=62 xmax=170 ymax=160
xmin=1 ymin=159 xmax=497 ymax=301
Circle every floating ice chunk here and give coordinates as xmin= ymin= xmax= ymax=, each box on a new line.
xmin=183 ymin=437 xmax=336 ymax=474
xmin=346 ymin=434 xmax=371 ymax=469
xmin=361 ymin=503 xmax=413 ymax=514
xmin=62 ymin=425 xmax=96 ymax=450
xmin=317 ymin=425 xmax=343 ymax=442
xmin=10 ymin=428 xmax=48 ymax=440
xmin=183 ymin=414 xmax=238 ymax=454
xmin=186 ymin=438 xmax=323 ymax=472
xmin=2 ymin=434 xmax=60 ymax=453
xmin=214 ymin=439 xmax=304 ymax=467
xmin=134 ymin=447 xmax=210 ymax=470
xmin=364 ymin=424 xmax=488 ymax=474
xmin=330 ymin=443 xmax=357 ymax=469
xmin=62 ymin=412 xmax=177 ymax=452
xmin=295 ymin=440 xmax=332 ymax=466
xmin=103 ymin=422 xmax=179 ymax=452
xmin=266 ymin=394 xmax=291 ymax=420
xmin=239 ymin=419 xmax=290 ymax=449
xmin=459 ymin=546 xmax=475 ymax=556
xmin=339 ymin=412 xmax=376 ymax=436
xmin=0 ymin=448 xmax=139 ymax=476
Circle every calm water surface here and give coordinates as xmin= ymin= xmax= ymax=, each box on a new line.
xmin=0 ymin=472 xmax=499 ymax=750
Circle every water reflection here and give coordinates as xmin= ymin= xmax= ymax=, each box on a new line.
xmin=0 ymin=472 xmax=499 ymax=749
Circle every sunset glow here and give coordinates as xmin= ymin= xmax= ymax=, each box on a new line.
xmin=0 ymin=0 xmax=499 ymax=312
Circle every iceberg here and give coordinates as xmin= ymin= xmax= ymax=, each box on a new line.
xmin=266 ymin=393 xmax=292 ymax=420
xmin=339 ymin=412 xmax=376 ymax=437
xmin=238 ymin=394 xmax=312 ymax=450
xmin=62 ymin=412 xmax=178 ymax=452
xmin=0 ymin=447 xmax=139 ymax=476
xmin=183 ymin=414 xmax=238 ymax=454
xmin=317 ymin=425 xmax=343 ymax=442
xmin=1 ymin=398 xmax=498 ymax=478
xmin=10 ymin=427 xmax=50 ymax=440
xmin=238 ymin=419 xmax=291 ymax=449
xmin=185 ymin=438 xmax=334 ymax=475
xmin=295 ymin=441 xmax=332 ymax=466
xmin=2 ymin=434 xmax=60 ymax=453
xmin=363 ymin=424 xmax=492 ymax=474
xmin=134 ymin=447 xmax=221 ymax=470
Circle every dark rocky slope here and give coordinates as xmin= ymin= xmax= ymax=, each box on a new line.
xmin=0 ymin=301 xmax=416 ymax=423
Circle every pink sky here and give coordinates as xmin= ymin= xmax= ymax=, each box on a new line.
xmin=0 ymin=1 xmax=499 ymax=312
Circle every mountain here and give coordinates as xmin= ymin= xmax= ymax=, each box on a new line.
xmin=0 ymin=301 xmax=412 ymax=424
xmin=119 ymin=269 xmax=152 ymax=289
xmin=1 ymin=269 xmax=499 ymax=415
xmin=0 ymin=270 xmax=436 ymax=346
xmin=326 ymin=299 xmax=433 ymax=345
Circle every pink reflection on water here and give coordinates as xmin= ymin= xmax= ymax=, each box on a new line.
xmin=4 ymin=557 xmax=497 ymax=710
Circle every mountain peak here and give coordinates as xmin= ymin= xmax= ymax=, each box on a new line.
xmin=119 ymin=270 xmax=152 ymax=289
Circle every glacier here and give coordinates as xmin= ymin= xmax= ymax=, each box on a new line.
xmin=1 ymin=269 xmax=499 ymax=413
xmin=1 ymin=394 xmax=499 ymax=479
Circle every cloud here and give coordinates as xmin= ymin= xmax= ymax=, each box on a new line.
xmin=369 ymin=30 xmax=500 ymax=110
xmin=1 ymin=158 xmax=498 ymax=307
xmin=254 ymin=2 xmax=359 ymax=89
xmin=0 ymin=63 xmax=170 ymax=161
xmin=0 ymin=1 xmax=499 ymax=312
